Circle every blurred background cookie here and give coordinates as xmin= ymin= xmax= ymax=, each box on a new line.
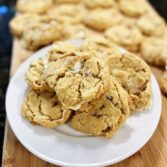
xmin=25 ymin=58 xmax=52 ymax=92
xmin=54 ymin=0 xmax=80 ymax=4
xmin=118 ymin=0 xmax=148 ymax=17
xmin=47 ymin=4 xmax=86 ymax=24
xmin=16 ymin=0 xmax=53 ymax=14
xmin=160 ymin=71 xmax=167 ymax=95
xmin=106 ymin=50 xmax=151 ymax=112
xmin=137 ymin=14 xmax=166 ymax=37
xmin=9 ymin=13 xmax=41 ymax=37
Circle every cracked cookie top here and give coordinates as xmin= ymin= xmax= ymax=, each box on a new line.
xmin=22 ymin=90 xmax=72 ymax=128
xmin=71 ymin=76 xmax=130 ymax=137
xmin=106 ymin=50 xmax=151 ymax=112
xmin=137 ymin=14 xmax=166 ymax=37
xmin=25 ymin=58 xmax=52 ymax=92
xmin=43 ymin=42 xmax=110 ymax=110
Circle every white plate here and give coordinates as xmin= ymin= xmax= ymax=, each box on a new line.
xmin=6 ymin=41 xmax=162 ymax=167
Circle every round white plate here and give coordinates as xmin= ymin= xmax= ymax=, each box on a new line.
xmin=6 ymin=41 xmax=162 ymax=167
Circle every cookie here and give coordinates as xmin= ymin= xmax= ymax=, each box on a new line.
xmin=119 ymin=0 xmax=147 ymax=17
xmin=83 ymin=9 xmax=122 ymax=31
xmin=9 ymin=14 xmax=41 ymax=37
xmin=64 ymin=24 xmax=99 ymax=40
xmin=17 ymin=0 xmax=53 ymax=14
xmin=43 ymin=42 xmax=110 ymax=110
xmin=54 ymin=0 xmax=80 ymax=3
xmin=84 ymin=0 xmax=114 ymax=9
xmin=47 ymin=4 xmax=86 ymax=24
xmin=80 ymin=35 xmax=118 ymax=58
xmin=25 ymin=58 xmax=52 ymax=92
xmin=141 ymin=37 xmax=167 ymax=67
xmin=47 ymin=41 xmax=78 ymax=61
xmin=22 ymin=90 xmax=72 ymax=128
xmin=106 ymin=50 xmax=151 ymax=112
xmin=105 ymin=25 xmax=143 ymax=52
xmin=21 ymin=20 xmax=64 ymax=50
xmin=49 ymin=56 xmax=109 ymax=110
xmin=71 ymin=76 xmax=130 ymax=137
xmin=160 ymin=71 xmax=167 ymax=95
xmin=137 ymin=14 xmax=166 ymax=37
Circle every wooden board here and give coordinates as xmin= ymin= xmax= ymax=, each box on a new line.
xmin=2 ymin=1 xmax=167 ymax=167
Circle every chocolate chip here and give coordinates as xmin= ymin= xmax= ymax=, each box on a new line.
xmin=102 ymin=127 xmax=111 ymax=133
xmin=107 ymin=96 xmax=113 ymax=101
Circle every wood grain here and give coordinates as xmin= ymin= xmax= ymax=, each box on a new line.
xmin=2 ymin=1 xmax=167 ymax=166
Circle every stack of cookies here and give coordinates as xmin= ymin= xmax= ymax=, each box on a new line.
xmin=22 ymin=38 xmax=152 ymax=138
xmin=9 ymin=0 xmax=167 ymax=95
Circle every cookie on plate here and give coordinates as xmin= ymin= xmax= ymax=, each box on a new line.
xmin=47 ymin=4 xmax=86 ymax=24
xmin=137 ymin=14 xmax=166 ymax=37
xmin=25 ymin=58 xmax=52 ymax=92
xmin=160 ymin=71 xmax=167 ymax=95
xmin=44 ymin=42 xmax=110 ymax=110
xmin=9 ymin=14 xmax=41 ymax=37
xmin=21 ymin=20 xmax=64 ymax=50
xmin=17 ymin=0 xmax=53 ymax=14
xmin=83 ymin=9 xmax=122 ymax=31
xmin=84 ymin=0 xmax=115 ymax=9
xmin=106 ymin=50 xmax=151 ymax=112
xmin=119 ymin=0 xmax=147 ymax=17
xmin=105 ymin=25 xmax=143 ymax=52
xmin=80 ymin=35 xmax=119 ymax=58
xmin=71 ymin=76 xmax=130 ymax=138
xmin=141 ymin=37 xmax=167 ymax=67
xmin=22 ymin=90 xmax=72 ymax=128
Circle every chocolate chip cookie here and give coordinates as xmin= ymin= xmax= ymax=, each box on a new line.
xmin=83 ymin=9 xmax=122 ymax=31
xmin=22 ymin=90 xmax=72 ymax=128
xmin=137 ymin=14 xmax=166 ymax=37
xmin=25 ymin=58 xmax=52 ymax=92
xmin=105 ymin=25 xmax=143 ymax=52
xmin=21 ymin=20 xmax=64 ymax=50
xmin=106 ymin=50 xmax=152 ymax=112
xmin=141 ymin=37 xmax=167 ymax=67
xmin=44 ymin=42 xmax=110 ymax=110
xmin=71 ymin=76 xmax=130 ymax=137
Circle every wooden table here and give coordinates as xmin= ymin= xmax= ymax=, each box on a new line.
xmin=2 ymin=1 xmax=167 ymax=167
